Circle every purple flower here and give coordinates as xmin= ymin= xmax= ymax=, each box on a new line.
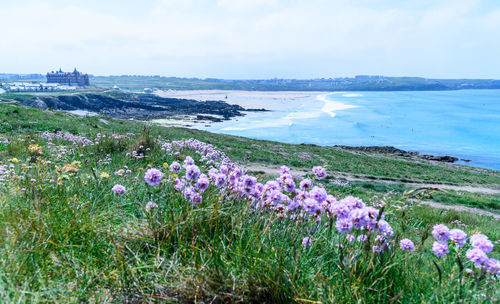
xmin=302 ymin=236 xmax=312 ymax=247
xmin=144 ymin=168 xmax=164 ymax=187
xmin=336 ymin=218 xmax=353 ymax=234
xmin=169 ymin=161 xmax=181 ymax=173
xmin=196 ymin=175 xmax=210 ymax=192
xmin=270 ymin=190 xmax=284 ymax=205
xmin=470 ymin=234 xmax=494 ymax=253
xmin=183 ymin=156 xmax=194 ymax=167
xmin=242 ymin=175 xmax=257 ymax=189
xmin=145 ymin=201 xmax=158 ymax=212
xmin=449 ymin=229 xmax=467 ymax=247
xmin=219 ymin=165 xmax=228 ymax=175
xmin=265 ymin=180 xmax=280 ymax=191
xmin=300 ymin=179 xmax=312 ymax=190
xmin=432 ymin=241 xmax=449 ymax=258
xmin=214 ymin=173 xmax=226 ymax=187
xmin=191 ymin=192 xmax=203 ymax=205
xmin=346 ymin=234 xmax=355 ymax=242
xmin=208 ymin=168 xmax=218 ymax=179
xmin=329 ymin=201 xmax=350 ymax=219
xmin=357 ymin=235 xmax=368 ymax=242
xmin=341 ymin=196 xmax=365 ymax=210
xmin=304 ymin=198 xmax=321 ymax=215
xmin=377 ymin=220 xmax=394 ymax=238
xmin=485 ymin=258 xmax=500 ymax=274
xmin=111 ymin=184 xmax=126 ymax=194
xmin=185 ymin=165 xmax=201 ymax=181
xmin=280 ymin=166 xmax=291 ymax=175
xmin=466 ymin=248 xmax=488 ymax=268
xmin=310 ymin=186 xmax=327 ymax=203
xmin=283 ymin=178 xmax=295 ymax=193
xmin=432 ymin=224 xmax=450 ymax=241
xmin=400 ymin=238 xmax=415 ymax=252
xmin=174 ymin=178 xmax=186 ymax=191
xmin=312 ymin=166 xmax=327 ymax=179
xmin=350 ymin=208 xmax=367 ymax=229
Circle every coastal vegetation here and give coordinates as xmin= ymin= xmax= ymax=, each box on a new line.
xmin=0 ymin=102 xmax=498 ymax=302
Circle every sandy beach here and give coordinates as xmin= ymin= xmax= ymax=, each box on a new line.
xmin=152 ymin=90 xmax=361 ymax=128
xmin=154 ymin=90 xmax=325 ymax=111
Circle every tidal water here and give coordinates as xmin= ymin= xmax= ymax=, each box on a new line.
xmin=199 ymin=90 xmax=500 ymax=170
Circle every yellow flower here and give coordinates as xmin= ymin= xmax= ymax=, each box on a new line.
xmin=8 ymin=158 xmax=19 ymax=163
xmin=100 ymin=172 xmax=110 ymax=179
xmin=62 ymin=162 xmax=80 ymax=174
xmin=163 ymin=162 xmax=169 ymax=169
xmin=28 ymin=144 xmax=43 ymax=156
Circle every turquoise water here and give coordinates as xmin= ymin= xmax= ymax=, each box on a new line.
xmin=201 ymin=90 xmax=500 ymax=170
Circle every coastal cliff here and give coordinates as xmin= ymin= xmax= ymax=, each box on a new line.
xmin=1 ymin=91 xmax=258 ymax=121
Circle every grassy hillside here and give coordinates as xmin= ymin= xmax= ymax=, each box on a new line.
xmin=0 ymin=103 xmax=498 ymax=303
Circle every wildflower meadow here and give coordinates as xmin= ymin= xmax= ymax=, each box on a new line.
xmin=0 ymin=104 xmax=498 ymax=303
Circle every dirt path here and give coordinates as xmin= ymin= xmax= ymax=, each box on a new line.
xmin=244 ymin=163 xmax=500 ymax=195
xmin=418 ymin=201 xmax=500 ymax=220
xmin=244 ymin=163 xmax=500 ymax=219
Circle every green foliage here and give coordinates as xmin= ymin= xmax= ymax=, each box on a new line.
xmin=0 ymin=103 xmax=498 ymax=303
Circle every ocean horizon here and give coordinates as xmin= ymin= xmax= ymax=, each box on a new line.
xmin=191 ymin=89 xmax=500 ymax=170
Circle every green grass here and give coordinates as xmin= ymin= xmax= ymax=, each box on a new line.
xmin=0 ymin=102 xmax=498 ymax=303
xmin=428 ymin=191 xmax=500 ymax=212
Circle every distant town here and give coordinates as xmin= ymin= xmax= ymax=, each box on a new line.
xmin=1 ymin=71 xmax=500 ymax=92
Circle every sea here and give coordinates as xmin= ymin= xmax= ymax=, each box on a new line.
xmin=197 ymin=90 xmax=500 ymax=170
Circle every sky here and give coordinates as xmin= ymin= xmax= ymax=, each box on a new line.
xmin=1 ymin=0 xmax=500 ymax=79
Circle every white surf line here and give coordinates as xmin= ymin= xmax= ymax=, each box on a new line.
xmin=317 ymin=93 xmax=359 ymax=118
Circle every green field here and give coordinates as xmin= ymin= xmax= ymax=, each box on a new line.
xmin=0 ymin=102 xmax=498 ymax=303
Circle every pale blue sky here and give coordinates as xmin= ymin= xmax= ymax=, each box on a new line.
xmin=1 ymin=0 xmax=500 ymax=78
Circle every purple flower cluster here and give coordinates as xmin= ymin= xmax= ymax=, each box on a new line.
xmin=312 ymin=166 xmax=327 ymax=180
xmin=465 ymin=234 xmax=498 ymax=273
xmin=159 ymin=139 xmax=395 ymax=251
xmin=41 ymin=131 xmax=135 ymax=148
xmin=428 ymin=225 xmax=497 ymax=274
xmin=432 ymin=224 xmax=450 ymax=241
xmin=431 ymin=224 xmax=463 ymax=257
xmin=470 ymin=234 xmax=494 ymax=253
xmin=144 ymin=168 xmax=164 ymax=187
xmin=156 ymin=137 xmax=500 ymax=274
xmin=432 ymin=241 xmax=449 ymax=258
xmin=400 ymin=238 xmax=415 ymax=252
xmin=111 ymin=184 xmax=126 ymax=194
xmin=302 ymin=236 xmax=312 ymax=247
xmin=145 ymin=201 xmax=158 ymax=212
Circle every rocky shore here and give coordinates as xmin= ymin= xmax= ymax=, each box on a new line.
xmin=6 ymin=91 xmax=262 ymax=121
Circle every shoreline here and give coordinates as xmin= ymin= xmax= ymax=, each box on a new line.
xmin=151 ymin=90 xmax=493 ymax=169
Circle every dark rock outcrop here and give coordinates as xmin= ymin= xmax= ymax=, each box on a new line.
xmin=14 ymin=92 xmax=249 ymax=121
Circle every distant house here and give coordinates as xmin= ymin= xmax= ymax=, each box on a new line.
xmin=46 ymin=68 xmax=90 ymax=86
xmin=2 ymin=82 xmax=76 ymax=92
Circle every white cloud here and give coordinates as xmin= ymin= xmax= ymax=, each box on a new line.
xmin=0 ymin=0 xmax=499 ymax=78
xmin=217 ymin=0 xmax=280 ymax=12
